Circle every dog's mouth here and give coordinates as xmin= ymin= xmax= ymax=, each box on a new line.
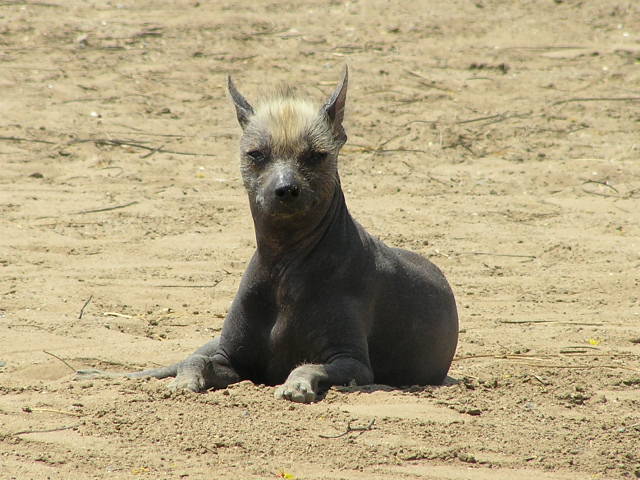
xmin=255 ymin=196 xmax=320 ymax=224
xmin=266 ymin=201 xmax=313 ymax=219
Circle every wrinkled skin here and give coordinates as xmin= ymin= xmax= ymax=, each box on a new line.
xmin=77 ymin=68 xmax=459 ymax=403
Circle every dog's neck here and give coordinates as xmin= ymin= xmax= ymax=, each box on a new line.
xmin=251 ymin=180 xmax=353 ymax=274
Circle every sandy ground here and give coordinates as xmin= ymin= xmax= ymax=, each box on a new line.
xmin=1 ymin=0 xmax=639 ymax=479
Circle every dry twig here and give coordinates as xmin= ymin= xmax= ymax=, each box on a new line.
xmin=552 ymin=96 xmax=640 ymax=106
xmin=25 ymin=407 xmax=83 ymax=417
xmin=13 ymin=424 xmax=81 ymax=436
xmin=69 ymin=138 xmax=215 ymax=157
xmin=454 ymin=351 xmax=639 ymax=372
xmin=78 ymin=295 xmax=93 ymax=319
xmin=73 ymin=201 xmax=138 ymax=215
xmin=0 ymin=135 xmax=56 ymax=145
xmin=532 ymin=375 xmax=549 ymax=386
xmin=582 ymin=179 xmax=621 ymax=198
xmin=319 ymin=418 xmax=376 ymax=439
xmin=140 ymin=143 xmax=166 ymax=159
xmin=499 ymin=320 xmax=553 ymax=324
xmin=43 ymin=351 xmax=76 ymax=372
xmin=498 ymin=319 xmax=604 ymax=326
xmin=0 ymin=1 xmax=61 ymax=6
xmin=520 ymin=363 xmax=639 ymax=372
xmin=103 ymin=312 xmax=133 ymax=319
xmin=462 ymin=252 xmax=536 ymax=259
xmin=347 ymin=143 xmax=427 ymax=155
xmin=155 ymin=281 xmax=222 ymax=288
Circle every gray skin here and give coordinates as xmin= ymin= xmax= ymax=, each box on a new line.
xmin=78 ymin=68 xmax=458 ymax=403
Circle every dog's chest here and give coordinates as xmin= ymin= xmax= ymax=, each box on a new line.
xmin=261 ymin=296 xmax=328 ymax=383
xmin=252 ymin=264 xmax=335 ymax=383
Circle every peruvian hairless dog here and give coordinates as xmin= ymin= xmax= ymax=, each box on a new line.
xmin=78 ymin=68 xmax=459 ymax=403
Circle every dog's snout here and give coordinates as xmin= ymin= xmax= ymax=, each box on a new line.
xmin=274 ymin=183 xmax=300 ymax=200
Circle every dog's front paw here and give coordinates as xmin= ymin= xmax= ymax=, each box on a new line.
xmin=166 ymin=354 xmax=212 ymax=392
xmin=274 ymin=379 xmax=317 ymax=403
xmin=167 ymin=372 xmax=206 ymax=392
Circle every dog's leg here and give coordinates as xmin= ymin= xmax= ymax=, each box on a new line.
xmin=76 ymin=337 xmax=241 ymax=392
xmin=274 ymin=357 xmax=373 ymax=403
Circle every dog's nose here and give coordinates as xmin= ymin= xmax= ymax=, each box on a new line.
xmin=274 ymin=183 xmax=300 ymax=201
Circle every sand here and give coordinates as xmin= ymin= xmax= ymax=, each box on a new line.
xmin=1 ymin=0 xmax=639 ymax=478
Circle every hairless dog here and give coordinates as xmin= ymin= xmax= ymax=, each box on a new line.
xmin=78 ymin=68 xmax=459 ymax=403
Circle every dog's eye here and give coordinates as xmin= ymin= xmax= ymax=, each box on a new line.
xmin=247 ymin=150 xmax=267 ymax=163
xmin=306 ymin=151 xmax=328 ymax=163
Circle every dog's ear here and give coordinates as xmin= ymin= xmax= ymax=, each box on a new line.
xmin=228 ymin=76 xmax=254 ymax=129
xmin=322 ymin=66 xmax=348 ymax=142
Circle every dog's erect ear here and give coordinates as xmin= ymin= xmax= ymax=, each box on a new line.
xmin=228 ymin=76 xmax=254 ymax=129
xmin=322 ymin=66 xmax=348 ymax=143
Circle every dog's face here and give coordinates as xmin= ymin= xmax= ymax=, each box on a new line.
xmin=228 ymin=70 xmax=348 ymax=225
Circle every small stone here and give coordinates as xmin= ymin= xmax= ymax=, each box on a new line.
xmin=76 ymin=34 xmax=89 ymax=47
xmin=457 ymin=452 xmax=477 ymax=463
